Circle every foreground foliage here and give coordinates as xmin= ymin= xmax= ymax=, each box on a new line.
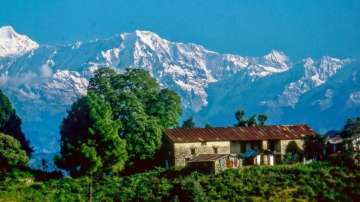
xmin=0 ymin=133 xmax=29 ymax=170
xmin=0 ymin=90 xmax=32 ymax=156
xmin=88 ymin=68 xmax=182 ymax=165
xmin=342 ymin=117 xmax=360 ymax=138
xmin=0 ymin=162 xmax=359 ymax=202
xmin=56 ymin=93 xmax=127 ymax=177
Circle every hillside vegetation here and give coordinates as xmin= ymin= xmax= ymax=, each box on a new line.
xmin=0 ymin=162 xmax=359 ymax=202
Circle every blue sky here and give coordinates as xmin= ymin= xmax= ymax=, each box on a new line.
xmin=1 ymin=0 xmax=359 ymax=59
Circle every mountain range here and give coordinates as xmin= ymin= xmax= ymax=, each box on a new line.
xmin=0 ymin=26 xmax=359 ymax=154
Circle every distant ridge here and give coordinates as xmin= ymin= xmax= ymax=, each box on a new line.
xmin=0 ymin=26 xmax=359 ymax=153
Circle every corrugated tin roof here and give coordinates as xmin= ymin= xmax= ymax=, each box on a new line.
xmin=188 ymin=154 xmax=228 ymax=162
xmin=165 ymin=125 xmax=315 ymax=143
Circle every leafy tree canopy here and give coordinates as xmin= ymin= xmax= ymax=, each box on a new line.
xmin=88 ymin=68 xmax=182 ymax=162
xmin=234 ymin=108 xmax=268 ymax=127
xmin=56 ymin=93 xmax=127 ymax=177
xmin=286 ymin=141 xmax=302 ymax=155
xmin=182 ymin=117 xmax=195 ymax=129
xmin=204 ymin=123 xmax=213 ymax=128
xmin=257 ymin=114 xmax=268 ymax=126
xmin=0 ymin=133 xmax=29 ymax=169
xmin=304 ymin=134 xmax=325 ymax=160
xmin=0 ymin=90 xmax=32 ymax=156
xmin=284 ymin=141 xmax=303 ymax=163
xmin=342 ymin=117 xmax=360 ymax=138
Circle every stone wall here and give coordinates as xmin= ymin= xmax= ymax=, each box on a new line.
xmin=173 ymin=141 xmax=230 ymax=167
xmin=230 ymin=142 xmax=242 ymax=153
xmin=168 ymin=138 xmax=306 ymax=167
xmin=262 ymin=140 xmax=268 ymax=150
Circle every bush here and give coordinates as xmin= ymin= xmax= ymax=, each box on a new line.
xmin=0 ymin=133 xmax=29 ymax=170
xmin=0 ymin=162 xmax=359 ymax=201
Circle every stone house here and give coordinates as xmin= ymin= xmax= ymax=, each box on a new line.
xmin=164 ymin=125 xmax=315 ymax=167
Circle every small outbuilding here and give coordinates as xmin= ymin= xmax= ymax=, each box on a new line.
xmin=187 ymin=154 xmax=240 ymax=173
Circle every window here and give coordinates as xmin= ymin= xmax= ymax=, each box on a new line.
xmin=201 ymin=142 xmax=207 ymax=146
xmin=269 ymin=140 xmax=280 ymax=152
xmin=269 ymin=140 xmax=275 ymax=151
xmin=241 ymin=142 xmax=246 ymax=152
xmin=190 ymin=148 xmax=196 ymax=155
xmin=251 ymin=141 xmax=256 ymax=149
xmin=213 ymin=147 xmax=218 ymax=154
xmin=251 ymin=141 xmax=259 ymax=150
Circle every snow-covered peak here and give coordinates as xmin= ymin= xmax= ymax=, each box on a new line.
xmin=271 ymin=56 xmax=352 ymax=108
xmin=120 ymin=30 xmax=165 ymax=47
xmin=262 ymin=50 xmax=290 ymax=69
xmin=245 ymin=50 xmax=290 ymax=78
xmin=0 ymin=26 xmax=16 ymax=38
xmin=319 ymin=56 xmax=350 ymax=73
xmin=134 ymin=30 xmax=163 ymax=42
xmin=0 ymin=26 xmax=39 ymax=58
xmin=303 ymin=57 xmax=315 ymax=68
xmin=303 ymin=56 xmax=350 ymax=86
xmin=134 ymin=30 xmax=172 ymax=54
xmin=264 ymin=50 xmax=288 ymax=63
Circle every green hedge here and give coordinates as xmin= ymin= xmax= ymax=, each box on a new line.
xmin=0 ymin=162 xmax=359 ymax=202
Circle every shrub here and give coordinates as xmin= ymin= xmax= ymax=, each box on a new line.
xmin=0 ymin=133 xmax=29 ymax=170
xmin=1 ymin=162 xmax=359 ymax=201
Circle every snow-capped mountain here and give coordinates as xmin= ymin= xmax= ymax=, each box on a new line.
xmin=0 ymin=26 xmax=38 ymax=58
xmin=0 ymin=26 xmax=359 ymax=153
xmin=267 ymin=56 xmax=352 ymax=108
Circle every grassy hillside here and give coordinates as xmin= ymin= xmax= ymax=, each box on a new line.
xmin=0 ymin=162 xmax=359 ymax=202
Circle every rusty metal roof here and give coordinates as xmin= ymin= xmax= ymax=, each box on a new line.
xmin=165 ymin=125 xmax=315 ymax=143
xmin=188 ymin=154 xmax=228 ymax=162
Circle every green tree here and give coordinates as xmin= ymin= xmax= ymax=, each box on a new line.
xmin=88 ymin=68 xmax=182 ymax=163
xmin=56 ymin=93 xmax=127 ymax=177
xmin=235 ymin=109 xmax=247 ymax=126
xmin=285 ymin=141 xmax=303 ymax=163
xmin=341 ymin=117 xmax=360 ymax=156
xmin=342 ymin=117 xmax=360 ymax=138
xmin=204 ymin=123 xmax=213 ymax=128
xmin=182 ymin=117 xmax=195 ymax=129
xmin=0 ymin=133 xmax=29 ymax=170
xmin=0 ymin=90 xmax=32 ymax=156
xmin=304 ymin=134 xmax=324 ymax=160
xmin=234 ymin=108 xmax=268 ymax=127
xmin=247 ymin=115 xmax=257 ymax=127
xmin=257 ymin=114 xmax=268 ymax=126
